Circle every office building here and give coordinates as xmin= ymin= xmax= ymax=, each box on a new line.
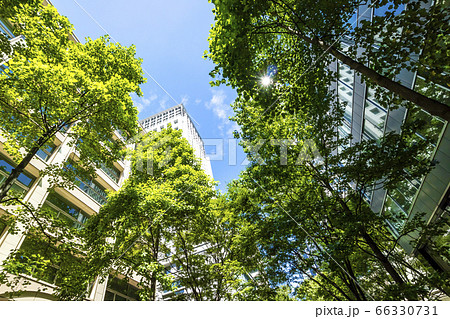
xmin=0 ymin=2 xmax=214 ymax=300
xmin=331 ymin=1 xmax=449 ymax=271
xmin=140 ymin=104 xmax=213 ymax=179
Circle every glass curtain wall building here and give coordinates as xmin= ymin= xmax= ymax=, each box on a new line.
xmin=331 ymin=1 xmax=449 ymax=271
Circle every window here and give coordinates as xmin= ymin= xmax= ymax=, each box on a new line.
xmin=65 ymin=161 xmax=108 ymax=205
xmin=414 ymin=75 xmax=449 ymax=107
xmin=337 ymin=121 xmax=351 ymax=152
xmin=362 ymin=87 xmax=387 ymax=141
xmin=174 ymin=119 xmax=178 ymax=124
xmin=388 ymin=180 xmax=418 ymax=215
xmin=403 ymin=107 xmax=445 ymax=160
xmin=0 ymin=218 xmax=7 ymax=237
xmin=0 ymin=18 xmax=14 ymax=39
xmin=36 ymin=143 xmax=57 ymax=162
xmin=338 ymin=80 xmax=353 ymax=124
xmin=104 ymin=276 xmax=140 ymax=301
xmin=370 ymin=107 xmax=380 ymax=115
xmin=0 ymin=154 xmax=34 ymax=196
xmin=337 ymin=63 xmax=354 ymax=124
xmin=100 ymin=163 xmax=121 ymax=184
xmin=338 ymin=63 xmax=354 ymax=88
xmin=384 ymin=195 xmax=408 ymax=234
xmin=78 ymin=178 xmax=108 ymax=205
xmin=363 ymin=99 xmax=386 ymax=140
xmin=43 ymin=192 xmax=90 ymax=229
xmin=17 ymin=235 xmax=83 ymax=286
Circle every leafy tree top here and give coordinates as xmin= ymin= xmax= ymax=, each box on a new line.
xmin=0 ymin=4 xmax=146 ymax=190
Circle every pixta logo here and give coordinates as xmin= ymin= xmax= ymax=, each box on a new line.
xmin=126 ymin=133 xmax=322 ymax=173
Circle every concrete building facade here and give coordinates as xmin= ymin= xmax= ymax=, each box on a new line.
xmin=140 ymin=104 xmax=213 ymax=179
xmin=0 ymin=4 xmax=213 ymax=299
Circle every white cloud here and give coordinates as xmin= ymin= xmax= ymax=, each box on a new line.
xmin=132 ymin=93 xmax=157 ymax=113
xmin=205 ymin=89 xmax=239 ymax=137
xmin=180 ymin=95 xmax=189 ymax=106
xmin=206 ymin=89 xmax=232 ymax=120
xmin=158 ymin=96 xmax=169 ymax=111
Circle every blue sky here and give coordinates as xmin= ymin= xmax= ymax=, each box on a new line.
xmin=50 ymin=0 xmax=248 ymax=192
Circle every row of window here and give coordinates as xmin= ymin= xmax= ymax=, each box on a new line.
xmin=100 ymin=163 xmax=121 ymax=184
xmin=12 ymin=233 xmax=146 ymax=298
xmin=0 ymin=154 xmax=35 ymax=196
xmin=36 ymin=143 xmax=57 ymax=162
xmin=142 ymin=107 xmax=183 ymax=128
xmin=35 ymin=141 xmax=122 ymax=186
xmin=76 ymin=177 xmax=108 ymax=206
xmin=104 ymin=276 xmax=140 ymax=301
xmin=336 ymin=51 xmax=448 ymax=233
xmin=146 ymin=118 xmax=179 ymax=132
xmin=1 ymin=151 xmax=109 ymax=218
xmin=16 ymin=235 xmax=83 ymax=287
xmin=43 ymin=192 xmax=90 ymax=229
xmin=16 ymin=236 xmax=141 ymax=299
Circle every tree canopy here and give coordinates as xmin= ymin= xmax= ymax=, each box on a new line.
xmin=0 ymin=0 xmax=41 ymax=57
xmin=0 ymin=0 xmax=448 ymax=302
xmin=206 ymin=0 xmax=449 ymax=300
xmin=0 ymin=4 xmax=146 ymax=202
xmin=206 ymin=0 xmax=450 ymax=120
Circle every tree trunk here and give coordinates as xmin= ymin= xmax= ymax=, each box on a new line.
xmin=293 ymin=250 xmax=355 ymax=300
xmin=361 ymin=231 xmax=406 ymax=287
xmin=0 ymin=134 xmax=49 ymax=202
xmin=150 ymin=275 xmax=157 ymax=301
xmin=149 ymin=228 xmax=161 ymax=301
xmin=295 ymin=31 xmax=450 ymax=121
xmin=315 ymin=168 xmax=410 ymax=297
xmin=343 ymin=258 xmax=367 ymax=301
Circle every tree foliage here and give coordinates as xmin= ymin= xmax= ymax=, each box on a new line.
xmin=0 ymin=4 xmax=145 ymax=202
xmin=207 ymin=0 xmax=449 ymax=300
xmin=77 ymin=128 xmax=262 ymax=301
xmin=206 ymin=0 xmax=450 ymax=120
xmin=0 ymin=0 xmax=41 ymax=57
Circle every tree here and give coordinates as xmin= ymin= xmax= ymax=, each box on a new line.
xmin=208 ymin=30 xmax=447 ymax=300
xmin=74 ymin=128 xmax=219 ymax=300
xmin=0 ymin=0 xmax=41 ymax=57
xmin=0 ymin=4 xmax=145 ymax=203
xmin=1 ymin=127 xmax=223 ymax=300
xmin=206 ymin=0 xmax=450 ymax=121
xmin=169 ymin=193 xmax=275 ymax=301
xmin=225 ymin=91 xmax=449 ymax=299
xmin=72 ymin=128 xmax=273 ymax=301
xmin=206 ymin=0 xmax=449 ymax=300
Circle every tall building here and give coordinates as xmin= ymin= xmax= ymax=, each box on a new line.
xmin=0 ymin=127 xmax=131 ymax=300
xmin=0 ymin=0 xmax=132 ymax=300
xmin=332 ymin=1 xmax=449 ymax=271
xmin=139 ymin=104 xmax=214 ymax=300
xmin=139 ymin=104 xmax=213 ymax=179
